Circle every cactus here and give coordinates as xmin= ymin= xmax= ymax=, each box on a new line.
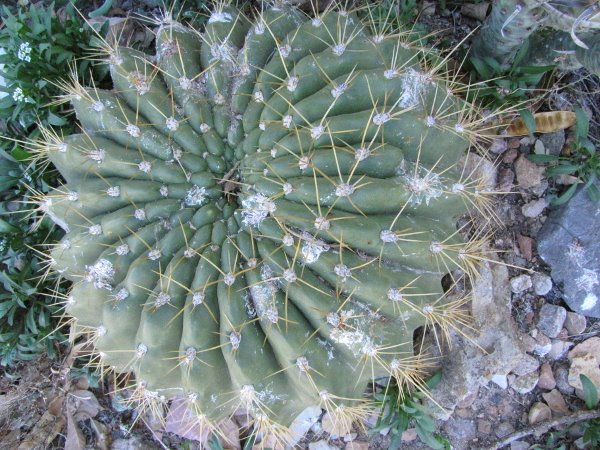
xmin=36 ymin=1 xmax=493 ymax=444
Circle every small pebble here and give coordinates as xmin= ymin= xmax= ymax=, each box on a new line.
xmin=533 ymin=139 xmax=546 ymax=155
xmin=308 ymin=440 xmax=337 ymax=450
xmin=537 ymin=303 xmax=567 ymax=338
xmin=533 ymin=332 xmax=552 ymax=357
xmin=528 ymin=402 xmax=551 ymax=424
xmin=522 ymin=198 xmax=548 ymax=218
xmin=538 ymin=362 xmax=556 ymax=390
xmin=511 ymin=274 xmax=532 ymax=294
xmin=491 ymin=374 xmax=508 ymax=389
xmin=477 ymin=419 xmax=492 ymax=434
xmin=546 ymin=340 xmax=573 ymax=360
xmin=512 ymin=354 xmax=540 ymax=376
xmin=516 ymin=235 xmax=533 ymax=260
xmin=532 ymin=274 xmax=552 ymax=296
xmin=401 ymin=428 xmax=417 ymax=442
xmin=503 ymin=148 xmax=518 ymax=164
xmin=489 ymin=139 xmax=508 ymax=154
xmin=509 ymin=372 xmax=539 ymax=394
xmin=564 ymin=312 xmax=586 ymax=335
xmin=510 ymin=442 xmax=530 ymax=450
xmin=555 ymin=365 xmax=575 ymax=395
xmin=542 ymin=389 xmax=569 ymax=416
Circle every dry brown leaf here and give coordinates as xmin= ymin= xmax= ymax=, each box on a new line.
xmin=502 ymin=111 xmax=577 ymax=136
xmin=17 ymin=410 xmax=65 ymax=450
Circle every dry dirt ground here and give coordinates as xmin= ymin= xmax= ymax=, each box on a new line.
xmin=1 ymin=1 xmax=600 ymax=449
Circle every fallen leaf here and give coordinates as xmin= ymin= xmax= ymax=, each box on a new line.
xmin=502 ymin=111 xmax=577 ymax=136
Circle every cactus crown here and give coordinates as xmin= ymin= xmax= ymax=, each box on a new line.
xmin=39 ymin=0 xmax=493 ymax=443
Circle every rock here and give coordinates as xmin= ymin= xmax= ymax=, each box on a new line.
xmin=537 ymin=180 xmax=600 ymax=318
xmin=520 ymin=333 xmax=537 ymax=353
xmin=515 ymin=155 xmax=544 ymax=189
xmin=517 ymin=235 xmax=533 ymax=261
xmin=511 ymin=274 xmax=532 ymax=294
xmin=537 ymin=304 xmax=567 ymax=338
xmin=512 ymin=354 xmax=540 ymax=376
xmin=111 ymin=437 xmax=160 ymax=450
xmin=402 ymin=428 xmax=417 ymax=442
xmin=503 ymin=148 xmax=519 ymax=164
xmin=345 ymin=442 xmax=368 ymax=450
xmin=568 ymin=337 xmax=600 ymax=359
xmin=461 ymin=153 xmax=497 ymax=192
xmin=539 ymin=130 xmax=565 ymax=156
xmin=528 ymin=402 xmax=552 ymax=424
xmin=532 ymin=274 xmax=553 ymax=296
xmin=308 ymin=440 xmax=337 ymax=450
xmin=555 ymin=365 xmax=575 ymax=395
xmin=343 ymin=433 xmax=357 ymax=442
xmin=534 ymin=139 xmax=546 ymax=155
xmin=424 ymin=264 xmax=526 ymax=419
xmin=510 ymin=442 xmax=530 ymax=450
xmin=477 ymin=419 xmax=492 ymax=434
xmin=510 ymin=372 xmax=539 ymax=394
xmin=495 ymin=422 xmax=515 ymax=438
xmin=542 ymin=389 xmax=569 ymax=416
xmin=461 ymin=2 xmax=489 ymax=21
xmin=547 ymin=340 xmax=573 ymax=360
xmin=456 ymin=387 xmax=479 ymax=408
xmin=568 ymin=354 xmax=600 ymax=390
xmin=497 ymin=168 xmax=515 ymax=191
xmin=508 ymin=138 xmax=521 ymax=149
xmin=533 ymin=332 xmax=552 ymax=357
xmin=322 ymin=412 xmax=352 ymax=438
xmin=564 ymin=312 xmax=586 ymax=335
xmin=491 ymin=374 xmax=508 ymax=389
xmin=489 ymin=138 xmax=508 ymax=154
xmin=420 ymin=0 xmax=436 ymax=16
xmin=289 ymin=406 xmax=321 ymax=446
xmin=556 ymin=328 xmax=569 ymax=340
xmin=538 ymin=363 xmax=556 ymax=390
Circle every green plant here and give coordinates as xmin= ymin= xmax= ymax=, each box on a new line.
xmin=372 ymin=372 xmax=450 ymax=450
xmin=527 ymin=107 xmax=599 ymax=204
xmin=0 ymin=1 xmax=106 ymax=137
xmin=36 ymin=1 xmax=493 ymax=444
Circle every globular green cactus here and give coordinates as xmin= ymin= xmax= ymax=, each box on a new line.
xmin=37 ymin=0 xmax=492 ymax=444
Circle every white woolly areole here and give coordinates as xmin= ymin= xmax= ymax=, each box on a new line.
xmin=455 ymin=123 xmax=465 ymax=133
xmin=311 ymin=125 xmax=325 ymax=140
xmin=253 ymin=91 xmax=264 ymax=103
xmin=254 ymin=22 xmax=265 ymax=34
xmin=296 ymin=356 xmax=310 ymax=372
xmin=223 ymin=272 xmax=236 ymax=286
xmin=66 ymin=191 xmax=78 ymax=201
xmin=165 ymin=117 xmax=179 ymax=131
xmin=312 ymin=17 xmax=322 ymax=27
xmin=116 ymin=244 xmax=129 ymax=255
xmin=114 ymin=288 xmax=129 ymax=302
xmin=155 ymin=292 xmax=171 ymax=308
xmin=384 ymin=68 xmax=399 ymax=79
xmin=334 ymin=264 xmax=352 ymax=280
xmin=355 ymin=147 xmax=370 ymax=161
xmin=335 ymin=183 xmax=354 ymax=197
xmin=283 ymin=183 xmax=293 ymax=195
xmin=136 ymin=343 xmax=148 ymax=357
xmin=134 ymin=209 xmax=146 ymax=220
xmin=126 ymin=124 xmax=141 ymax=137
xmin=160 ymin=186 xmax=169 ymax=197
xmin=429 ymin=241 xmax=443 ymax=254
xmin=301 ymin=232 xmax=329 ymax=264
xmin=92 ymin=101 xmax=104 ymax=112
xmin=282 ymin=115 xmax=293 ymax=128
xmin=200 ymin=123 xmax=210 ymax=133
xmin=425 ymin=116 xmax=436 ymax=127
xmin=331 ymin=82 xmax=348 ymax=98
xmin=148 ymin=248 xmax=162 ymax=260
xmin=286 ymin=76 xmax=299 ymax=92
xmin=247 ymin=258 xmax=257 ymax=268
xmin=97 ymin=326 xmax=107 ymax=336
xmin=282 ymin=234 xmax=294 ymax=247
xmin=192 ymin=291 xmax=205 ymax=306
xmin=283 ymin=268 xmax=297 ymax=283
xmin=373 ymin=112 xmax=391 ymax=125
xmin=138 ymin=160 xmax=152 ymax=173
xmin=259 ymin=121 xmax=266 ymax=130
xmin=332 ymin=43 xmax=346 ymax=56
xmin=179 ymin=77 xmax=192 ymax=90
xmin=184 ymin=347 xmax=197 ymax=364
xmin=380 ymin=229 xmax=399 ymax=243
xmin=88 ymin=148 xmax=105 ymax=163
xmin=208 ymin=11 xmax=232 ymax=23
xmin=278 ymin=44 xmax=291 ymax=58
xmin=452 ymin=183 xmax=465 ymax=193
xmin=58 ymin=142 xmax=67 ymax=153
xmin=241 ymin=193 xmax=276 ymax=227
xmin=184 ymin=247 xmax=195 ymax=258
xmin=107 ymin=186 xmax=120 ymax=197
xmin=387 ymin=288 xmax=403 ymax=302
xmin=314 ymin=216 xmax=330 ymax=230
xmin=184 ymin=185 xmax=207 ymax=207
xmin=88 ymin=224 xmax=102 ymax=236
xmin=298 ymin=156 xmax=310 ymax=170
xmin=85 ymin=259 xmax=115 ymax=290
xmin=229 ymin=331 xmax=241 ymax=349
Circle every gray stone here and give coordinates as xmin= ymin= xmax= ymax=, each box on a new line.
xmin=539 ymin=130 xmax=565 ymax=156
xmin=555 ymin=365 xmax=575 ymax=395
xmin=533 ymin=332 xmax=552 ymax=357
xmin=533 ymin=274 xmax=553 ymax=296
xmin=512 ymin=354 xmax=540 ymax=376
xmin=537 ymin=304 xmax=567 ymax=338
xmin=510 ymin=442 xmax=530 ymax=450
xmin=564 ymin=312 xmax=586 ymax=335
xmin=515 ymin=155 xmax=544 ymax=189
xmin=510 ymin=371 xmax=539 ymax=394
xmin=308 ymin=440 xmax=338 ymax=450
xmin=547 ymin=340 xmax=573 ymax=360
xmin=522 ymin=198 xmax=548 ymax=218
xmin=537 ymin=180 xmax=600 ymax=318
xmin=491 ymin=374 xmax=508 ymax=389
xmin=511 ymin=274 xmax=532 ymax=294
xmin=528 ymin=402 xmax=551 ymax=424
xmin=538 ymin=362 xmax=556 ymax=390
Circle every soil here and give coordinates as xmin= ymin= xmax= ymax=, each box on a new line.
xmin=1 ymin=1 xmax=599 ymax=450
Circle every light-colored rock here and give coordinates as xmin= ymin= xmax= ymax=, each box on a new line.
xmin=542 ymin=390 xmax=569 ymax=416
xmin=547 ymin=340 xmax=573 ymax=360
xmin=533 ymin=332 xmax=552 ymax=357
xmin=456 ymin=387 xmax=479 ymax=408
xmin=510 ymin=371 xmax=539 ymax=394
xmin=520 ymin=333 xmax=537 ymax=353
xmin=402 ymin=428 xmax=417 ymax=442
xmin=515 ymin=155 xmax=544 ymax=189
xmin=564 ymin=312 xmax=586 ymax=335
xmin=322 ymin=412 xmax=352 ymax=438
xmin=461 ymin=2 xmax=489 ymax=21
xmin=555 ymin=365 xmax=575 ymax=395
xmin=532 ymin=274 xmax=553 ymax=296
xmin=289 ymin=405 xmax=321 ymax=446
xmin=539 ymin=131 xmax=565 ymax=156
xmin=568 ymin=354 xmax=600 ymax=390
xmin=308 ymin=440 xmax=337 ymax=450
xmin=568 ymin=337 xmax=600 ymax=360
xmin=345 ymin=442 xmax=368 ymax=450
xmin=522 ymin=198 xmax=548 ymax=218
xmin=534 ymin=139 xmax=546 ymax=155
xmin=538 ymin=363 xmax=556 ymax=390
xmin=528 ymin=402 xmax=552 ymax=424
xmin=511 ymin=274 xmax=532 ymax=294
xmin=489 ymin=138 xmax=508 ymax=154
xmin=477 ymin=419 xmax=492 ymax=434
xmin=343 ymin=433 xmax=357 ymax=442
xmin=537 ymin=304 xmax=567 ymax=338
xmin=491 ymin=374 xmax=508 ymax=389
xmin=512 ymin=354 xmax=540 ymax=376
xmin=510 ymin=442 xmax=530 ymax=450
xmin=111 ymin=437 xmax=161 ymax=450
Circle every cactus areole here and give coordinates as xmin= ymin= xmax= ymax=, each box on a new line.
xmin=43 ymin=2 xmax=489 ymax=441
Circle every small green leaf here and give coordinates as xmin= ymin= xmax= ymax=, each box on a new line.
xmin=586 ymin=183 xmax=600 ymax=203
xmin=518 ymin=109 xmax=537 ymax=134
xmin=575 ymin=107 xmax=589 ymax=142
xmin=551 ymin=183 xmax=578 ymax=205
xmin=581 ymin=374 xmax=599 ymax=409
xmin=526 ymin=154 xmax=559 ymax=163
xmin=545 ymin=164 xmax=582 ymax=176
